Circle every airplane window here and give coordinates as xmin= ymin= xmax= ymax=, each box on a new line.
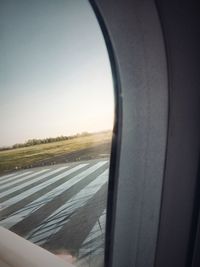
xmin=0 ymin=0 xmax=114 ymax=266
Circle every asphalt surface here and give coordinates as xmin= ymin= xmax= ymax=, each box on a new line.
xmin=0 ymin=159 xmax=109 ymax=266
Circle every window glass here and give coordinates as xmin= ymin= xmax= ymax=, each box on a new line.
xmin=0 ymin=1 xmax=114 ymax=266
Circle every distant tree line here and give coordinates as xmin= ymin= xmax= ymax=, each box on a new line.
xmin=0 ymin=130 xmax=110 ymax=151
xmin=0 ymin=132 xmax=91 ymax=151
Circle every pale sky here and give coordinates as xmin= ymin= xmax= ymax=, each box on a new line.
xmin=0 ymin=0 xmax=114 ymax=147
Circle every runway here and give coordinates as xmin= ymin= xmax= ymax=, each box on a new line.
xmin=0 ymin=159 xmax=109 ymax=265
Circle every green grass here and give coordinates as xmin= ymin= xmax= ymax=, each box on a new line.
xmin=0 ymin=131 xmax=112 ymax=174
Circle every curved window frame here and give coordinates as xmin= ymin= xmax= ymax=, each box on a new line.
xmin=90 ymin=1 xmax=168 ymax=266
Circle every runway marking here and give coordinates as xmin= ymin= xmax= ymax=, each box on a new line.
xmin=0 ymin=169 xmax=49 ymax=192
xmin=0 ymin=172 xmax=19 ymax=181
xmin=0 ymin=164 xmax=86 ymax=208
xmin=43 ymin=182 xmax=107 ymax=253
xmin=1 ymin=161 xmax=107 ymax=229
xmin=26 ymin=169 xmax=108 ymax=245
xmin=0 ymin=171 xmax=32 ymax=185
xmin=78 ymin=209 xmax=106 ymax=260
xmin=0 ymin=168 xmax=67 ymax=198
xmin=0 ymin=159 xmax=109 ymax=266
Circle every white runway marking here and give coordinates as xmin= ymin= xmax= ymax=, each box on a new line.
xmin=0 ymin=169 xmax=49 ymax=191
xmin=0 ymin=172 xmax=18 ymax=181
xmin=26 ymin=168 xmax=108 ymax=245
xmin=0 ymin=171 xmax=32 ymax=185
xmin=0 ymin=166 xmax=68 ymax=198
xmin=0 ymin=164 xmax=87 ymax=209
xmin=1 ymin=161 xmax=107 ymax=229
xmin=78 ymin=209 xmax=106 ymax=259
xmin=0 ymin=159 xmax=109 ymax=266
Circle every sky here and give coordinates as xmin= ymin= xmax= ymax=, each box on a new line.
xmin=0 ymin=0 xmax=114 ymax=147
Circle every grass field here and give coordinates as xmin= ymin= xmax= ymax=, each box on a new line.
xmin=0 ymin=131 xmax=112 ymax=174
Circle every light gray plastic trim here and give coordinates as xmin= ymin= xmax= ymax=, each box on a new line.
xmin=0 ymin=227 xmax=75 ymax=267
xmin=92 ymin=1 xmax=168 ymax=266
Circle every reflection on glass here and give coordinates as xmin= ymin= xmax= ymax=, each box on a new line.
xmin=0 ymin=0 xmax=114 ymax=266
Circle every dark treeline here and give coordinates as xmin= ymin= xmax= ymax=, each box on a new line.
xmin=0 ymin=132 xmax=93 ymax=151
